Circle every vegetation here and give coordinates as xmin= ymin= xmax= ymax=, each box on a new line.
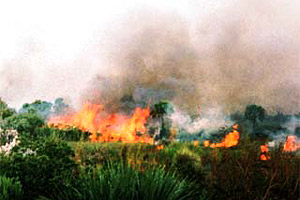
xmin=245 ymin=104 xmax=266 ymax=129
xmin=0 ymin=99 xmax=299 ymax=200
xmin=0 ymin=98 xmax=16 ymax=121
xmin=43 ymin=163 xmax=195 ymax=200
xmin=0 ymin=136 xmax=77 ymax=200
xmin=150 ymin=100 xmax=174 ymax=140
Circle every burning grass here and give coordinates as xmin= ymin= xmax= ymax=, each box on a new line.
xmin=69 ymin=140 xmax=300 ymax=200
xmin=45 ymin=105 xmax=300 ymax=199
xmin=48 ymin=102 xmax=154 ymax=144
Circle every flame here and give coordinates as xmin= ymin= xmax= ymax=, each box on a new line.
xmin=208 ymin=124 xmax=240 ymax=148
xmin=156 ymin=145 xmax=164 ymax=150
xmin=193 ymin=141 xmax=199 ymax=146
xmin=283 ymin=135 xmax=300 ymax=152
xmin=260 ymin=144 xmax=270 ymax=160
xmin=48 ymin=102 xmax=153 ymax=144
xmin=203 ymin=140 xmax=210 ymax=147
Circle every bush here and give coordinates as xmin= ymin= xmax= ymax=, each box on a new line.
xmin=3 ymin=113 xmax=44 ymax=136
xmin=0 ymin=175 xmax=23 ymax=200
xmin=0 ymin=136 xmax=77 ymax=200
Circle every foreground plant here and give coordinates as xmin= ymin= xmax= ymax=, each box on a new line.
xmin=0 ymin=136 xmax=77 ymax=200
xmin=47 ymin=162 xmax=199 ymax=200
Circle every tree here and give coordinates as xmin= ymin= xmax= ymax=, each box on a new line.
xmin=53 ymin=98 xmax=69 ymax=115
xmin=244 ymin=104 xmax=266 ymax=129
xmin=19 ymin=100 xmax=53 ymax=120
xmin=0 ymin=98 xmax=15 ymax=121
xmin=150 ymin=100 xmax=174 ymax=140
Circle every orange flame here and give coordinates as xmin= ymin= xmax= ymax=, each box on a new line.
xmin=193 ymin=141 xmax=199 ymax=146
xmin=203 ymin=140 xmax=210 ymax=147
xmin=48 ymin=102 xmax=153 ymax=144
xmin=260 ymin=144 xmax=270 ymax=160
xmin=208 ymin=124 xmax=240 ymax=148
xmin=156 ymin=145 xmax=164 ymax=150
xmin=283 ymin=135 xmax=300 ymax=152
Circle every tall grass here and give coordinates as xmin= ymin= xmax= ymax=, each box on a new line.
xmin=71 ymin=141 xmax=300 ymax=200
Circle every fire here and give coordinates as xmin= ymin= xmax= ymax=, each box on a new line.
xmin=203 ymin=140 xmax=210 ymax=147
xmin=207 ymin=124 xmax=240 ymax=148
xmin=193 ymin=141 xmax=199 ymax=146
xmin=283 ymin=135 xmax=300 ymax=152
xmin=156 ymin=145 xmax=164 ymax=150
xmin=48 ymin=102 xmax=153 ymax=144
xmin=260 ymin=144 xmax=270 ymax=160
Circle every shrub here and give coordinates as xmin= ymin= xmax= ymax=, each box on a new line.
xmin=0 ymin=136 xmax=77 ymax=200
xmin=3 ymin=113 xmax=44 ymax=136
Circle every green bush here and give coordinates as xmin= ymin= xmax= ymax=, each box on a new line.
xmin=0 ymin=175 xmax=23 ymax=200
xmin=3 ymin=113 xmax=44 ymax=136
xmin=0 ymin=136 xmax=77 ymax=200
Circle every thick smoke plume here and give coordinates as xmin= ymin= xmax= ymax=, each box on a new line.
xmin=87 ymin=1 xmax=300 ymax=115
xmin=1 ymin=0 xmax=299 ymax=115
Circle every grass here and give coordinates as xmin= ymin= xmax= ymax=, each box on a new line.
xmin=70 ymin=141 xmax=300 ymax=200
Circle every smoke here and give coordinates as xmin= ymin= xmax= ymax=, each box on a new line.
xmin=1 ymin=0 xmax=300 ymax=115
xmin=169 ymin=106 xmax=232 ymax=134
xmin=284 ymin=116 xmax=300 ymax=135
xmin=86 ymin=0 xmax=300 ymax=115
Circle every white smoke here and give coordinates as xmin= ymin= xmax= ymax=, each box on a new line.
xmin=169 ymin=106 xmax=232 ymax=134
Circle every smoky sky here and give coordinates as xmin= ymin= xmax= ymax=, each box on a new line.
xmin=1 ymin=0 xmax=299 ymax=114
